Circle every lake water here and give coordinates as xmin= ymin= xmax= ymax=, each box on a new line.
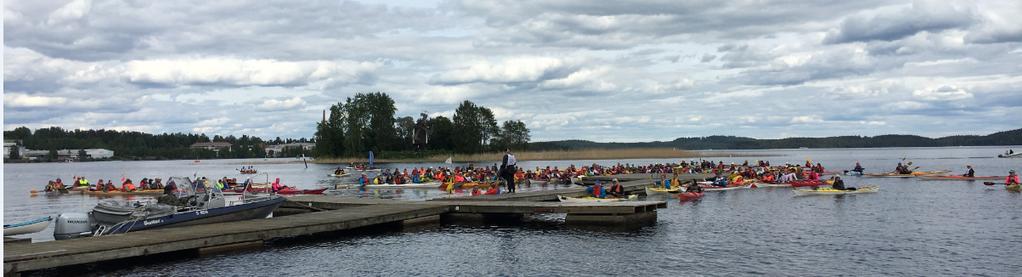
xmin=4 ymin=146 xmax=1022 ymax=276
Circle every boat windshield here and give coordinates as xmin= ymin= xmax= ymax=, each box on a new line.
xmin=166 ymin=177 xmax=223 ymax=198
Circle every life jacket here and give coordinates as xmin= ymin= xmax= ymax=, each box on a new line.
xmin=1007 ymin=175 xmax=1020 ymax=185
xmin=123 ymin=182 xmax=136 ymax=191
xmin=593 ymin=184 xmax=603 ymax=198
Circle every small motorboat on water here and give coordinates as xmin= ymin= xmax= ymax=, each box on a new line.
xmin=53 ymin=177 xmax=285 ymax=240
xmin=4 ymin=216 xmax=53 ymax=236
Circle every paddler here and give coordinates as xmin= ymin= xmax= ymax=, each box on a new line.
xmin=685 ymin=180 xmax=703 ymax=193
xmin=608 ymin=178 xmax=624 ymax=197
xmin=830 ymin=176 xmax=855 ymax=191
xmin=1007 ymin=170 xmax=1020 ymax=185
xmin=962 ymin=165 xmax=975 ymax=178
xmin=271 ymin=178 xmax=289 ymax=192
xmin=852 ymin=162 xmax=864 ymax=174
xmin=122 ymin=178 xmax=137 ymax=192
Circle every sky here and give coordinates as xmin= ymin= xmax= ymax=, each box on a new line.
xmin=3 ymin=0 xmax=1021 ymax=142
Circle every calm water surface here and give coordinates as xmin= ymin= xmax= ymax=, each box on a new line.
xmin=4 ymin=146 xmax=1022 ymax=276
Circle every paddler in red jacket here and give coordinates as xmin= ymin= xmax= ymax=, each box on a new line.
xmin=1006 ymin=170 xmax=1019 ymax=185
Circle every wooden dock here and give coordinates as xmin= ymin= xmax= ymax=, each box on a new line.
xmin=3 ymin=173 xmax=703 ymax=275
xmin=4 ymin=204 xmax=448 ymax=275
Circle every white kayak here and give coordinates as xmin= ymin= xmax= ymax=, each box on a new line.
xmin=328 ymin=173 xmax=351 ymax=177
xmin=4 ymin=216 xmax=52 ymax=236
xmin=793 ymin=186 xmax=879 ymax=196
xmin=753 ymin=183 xmax=792 ymax=188
xmin=557 ymin=195 xmax=637 ymax=203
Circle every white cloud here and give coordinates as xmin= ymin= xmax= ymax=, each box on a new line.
xmin=47 ymin=0 xmax=92 ymax=25
xmin=125 ymin=58 xmax=378 ymax=87
xmin=431 ymin=56 xmax=580 ymax=85
xmin=4 ymin=93 xmax=69 ymax=108
xmin=912 ymin=85 xmax=973 ymax=101
xmin=257 ymin=97 xmax=307 ymax=111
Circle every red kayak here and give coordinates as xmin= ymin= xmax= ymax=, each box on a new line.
xmin=788 ymin=180 xmax=824 ymax=187
xmin=230 ymin=187 xmax=327 ymax=195
xmin=677 ymin=192 xmax=704 ymax=201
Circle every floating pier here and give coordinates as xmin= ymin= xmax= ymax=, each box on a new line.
xmin=4 ymin=173 xmax=709 ymax=275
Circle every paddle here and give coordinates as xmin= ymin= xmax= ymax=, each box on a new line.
xmin=983 ymin=182 xmax=1016 ymax=186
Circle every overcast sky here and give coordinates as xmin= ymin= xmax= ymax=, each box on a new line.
xmin=4 ymin=0 xmax=1021 ymax=142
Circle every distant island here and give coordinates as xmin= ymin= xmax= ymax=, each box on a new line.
xmin=530 ymin=128 xmax=1022 ymax=150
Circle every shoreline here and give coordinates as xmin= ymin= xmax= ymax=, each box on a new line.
xmin=312 ymin=148 xmax=771 ymax=164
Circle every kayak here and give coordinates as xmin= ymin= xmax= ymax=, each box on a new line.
xmin=917 ymin=175 xmax=1004 ymax=181
xmin=239 ymin=170 xmax=258 ymax=174
xmin=863 ymin=171 xmax=950 ymax=178
xmin=29 ymin=189 xmax=83 ymax=197
xmin=557 ymin=195 xmax=637 ymax=203
xmin=364 ymin=182 xmax=441 ymax=189
xmin=793 ymin=186 xmax=879 ymax=196
xmin=275 ymin=188 xmax=327 ymax=195
xmin=677 ymin=192 xmax=704 ymax=201
xmin=4 ymin=216 xmax=53 ymax=236
xmin=703 ymin=184 xmax=753 ymax=191
xmin=85 ymin=189 xmax=165 ymax=197
xmin=997 ymin=152 xmax=1022 ymax=158
xmin=441 ymin=182 xmax=497 ymax=190
xmin=328 ymin=173 xmax=351 ymax=177
xmin=1008 ymin=184 xmax=1021 ymax=192
xmin=231 ymin=187 xmax=327 ymax=195
xmin=753 ymin=183 xmax=792 ymax=188
xmin=788 ymin=180 xmax=825 ymax=187
xmin=645 ymin=186 xmax=681 ymax=195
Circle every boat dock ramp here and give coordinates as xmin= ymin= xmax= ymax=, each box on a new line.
xmin=4 ymin=173 xmax=709 ymax=275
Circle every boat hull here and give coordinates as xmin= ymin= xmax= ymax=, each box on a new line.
xmin=103 ymin=196 xmax=285 ymax=235
xmin=4 ymin=216 xmax=52 ymax=236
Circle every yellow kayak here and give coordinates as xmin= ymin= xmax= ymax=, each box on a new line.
xmin=645 ymin=186 xmax=681 ymax=195
xmin=793 ymin=186 xmax=879 ymax=196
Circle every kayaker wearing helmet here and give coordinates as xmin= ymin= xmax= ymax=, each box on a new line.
xmin=962 ymin=165 xmax=975 ymax=178
xmin=1006 ymin=170 xmax=1019 ymax=185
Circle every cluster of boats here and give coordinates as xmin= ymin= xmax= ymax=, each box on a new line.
xmin=10 ymin=177 xmax=286 ymax=240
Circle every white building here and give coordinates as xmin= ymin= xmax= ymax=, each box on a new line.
xmin=265 ymin=142 xmax=315 ymax=157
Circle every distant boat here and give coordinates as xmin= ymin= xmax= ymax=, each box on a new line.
xmin=799 ymin=147 xmax=809 ymax=149
xmin=444 ymin=156 xmax=453 ymax=164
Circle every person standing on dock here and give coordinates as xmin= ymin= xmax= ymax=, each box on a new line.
xmin=501 ymin=148 xmax=517 ymax=193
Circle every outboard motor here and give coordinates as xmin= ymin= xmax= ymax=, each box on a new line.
xmin=53 ymin=213 xmax=95 ymax=240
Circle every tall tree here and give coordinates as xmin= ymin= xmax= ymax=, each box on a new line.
xmin=427 ymin=116 xmax=455 ymax=151
xmin=494 ymin=120 xmax=531 ymax=150
xmin=452 ymin=100 xmax=498 ymax=153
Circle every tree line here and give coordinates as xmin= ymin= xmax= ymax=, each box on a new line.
xmin=3 ymin=126 xmax=312 ymax=161
xmin=314 ymin=92 xmax=530 ymax=158
xmin=529 ymin=128 xmax=1022 ymax=150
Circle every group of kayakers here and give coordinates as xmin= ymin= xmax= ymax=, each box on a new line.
xmin=44 ymin=176 xmax=167 ymax=193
